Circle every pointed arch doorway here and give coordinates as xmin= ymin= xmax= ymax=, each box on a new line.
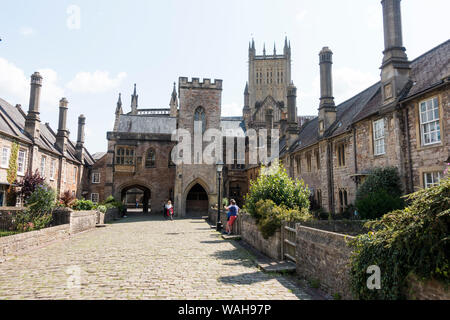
xmin=185 ymin=183 xmax=209 ymax=217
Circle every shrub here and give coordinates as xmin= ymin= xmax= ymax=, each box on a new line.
xmin=25 ymin=184 xmax=56 ymax=215
xmin=96 ymin=205 xmax=107 ymax=214
xmin=60 ymin=190 xmax=77 ymax=208
xmin=244 ymin=161 xmax=310 ymax=219
xmin=6 ymin=141 xmax=19 ymax=206
xmin=349 ymin=175 xmax=450 ymax=300
xmin=73 ymin=199 xmax=95 ymax=211
xmin=355 ymin=190 xmax=404 ymax=220
xmin=356 ymin=167 xmax=404 ymax=219
xmin=13 ymin=184 xmax=56 ymax=232
xmin=255 ymin=199 xmax=312 ymax=239
xmin=16 ymin=170 xmax=45 ymax=202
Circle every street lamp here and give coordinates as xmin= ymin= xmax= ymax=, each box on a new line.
xmin=216 ymin=160 xmax=224 ymax=232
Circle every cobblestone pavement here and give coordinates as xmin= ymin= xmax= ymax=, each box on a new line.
xmin=0 ymin=214 xmax=312 ymax=300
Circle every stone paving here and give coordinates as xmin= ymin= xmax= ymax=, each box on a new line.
xmin=0 ymin=214 xmax=312 ymax=300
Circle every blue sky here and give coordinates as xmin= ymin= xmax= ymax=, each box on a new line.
xmin=0 ymin=0 xmax=449 ymax=153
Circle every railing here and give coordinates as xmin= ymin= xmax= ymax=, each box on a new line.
xmin=282 ymin=221 xmax=297 ymax=263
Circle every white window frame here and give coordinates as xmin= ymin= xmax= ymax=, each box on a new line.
xmin=40 ymin=156 xmax=46 ymax=177
xmin=1 ymin=147 xmax=10 ymax=168
xmin=73 ymin=167 xmax=77 ymax=182
xmin=91 ymin=193 xmax=99 ymax=203
xmin=373 ymin=118 xmax=386 ymax=156
xmin=424 ymin=172 xmax=441 ymax=189
xmin=92 ymin=172 xmax=100 ymax=184
xmin=17 ymin=150 xmax=26 ymax=176
xmin=420 ymin=97 xmax=441 ymax=146
xmin=50 ymin=159 xmax=56 ymax=181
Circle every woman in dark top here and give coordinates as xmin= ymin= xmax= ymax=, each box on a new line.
xmin=224 ymin=199 xmax=239 ymax=235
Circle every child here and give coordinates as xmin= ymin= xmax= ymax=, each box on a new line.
xmin=166 ymin=200 xmax=174 ymax=221
xmin=224 ymin=199 xmax=239 ymax=235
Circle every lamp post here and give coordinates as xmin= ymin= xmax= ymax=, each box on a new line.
xmin=216 ymin=160 xmax=224 ymax=232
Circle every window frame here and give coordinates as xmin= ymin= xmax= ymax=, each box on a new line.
xmin=40 ymin=156 xmax=46 ymax=177
xmin=92 ymin=172 xmax=100 ymax=184
xmin=145 ymin=148 xmax=156 ymax=168
xmin=17 ymin=149 xmax=27 ymax=176
xmin=423 ymin=172 xmax=441 ymax=189
xmin=1 ymin=147 xmax=10 ymax=168
xmin=115 ymin=147 xmax=135 ymax=166
xmin=50 ymin=159 xmax=56 ymax=181
xmin=419 ymin=97 xmax=441 ymax=146
xmin=91 ymin=193 xmax=99 ymax=203
xmin=373 ymin=118 xmax=386 ymax=156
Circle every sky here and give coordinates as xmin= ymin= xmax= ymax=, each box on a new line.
xmin=0 ymin=0 xmax=449 ymax=154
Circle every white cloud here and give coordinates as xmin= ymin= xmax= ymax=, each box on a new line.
xmin=222 ymin=102 xmax=241 ymax=117
xmin=66 ymin=71 xmax=127 ymax=94
xmin=20 ymin=26 xmax=36 ymax=36
xmin=0 ymin=57 xmax=65 ymax=111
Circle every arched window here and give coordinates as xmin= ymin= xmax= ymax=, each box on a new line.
xmin=145 ymin=148 xmax=156 ymax=168
xmin=194 ymin=107 xmax=206 ymax=133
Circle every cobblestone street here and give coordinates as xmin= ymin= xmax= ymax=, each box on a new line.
xmin=0 ymin=214 xmax=312 ymax=300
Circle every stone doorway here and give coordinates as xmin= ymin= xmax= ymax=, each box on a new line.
xmin=186 ymin=183 xmax=208 ymax=217
xmin=121 ymin=185 xmax=151 ymax=214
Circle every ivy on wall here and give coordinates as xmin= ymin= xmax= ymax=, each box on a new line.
xmin=6 ymin=141 xmax=19 ymax=206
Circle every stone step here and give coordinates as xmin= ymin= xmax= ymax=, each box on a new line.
xmin=257 ymin=260 xmax=296 ymax=273
xmin=221 ymin=234 xmax=241 ymax=240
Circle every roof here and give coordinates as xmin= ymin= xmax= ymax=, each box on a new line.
xmin=92 ymin=152 xmax=106 ymax=161
xmin=117 ymin=115 xmax=177 ymax=134
xmin=291 ymin=39 xmax=450 ymax=153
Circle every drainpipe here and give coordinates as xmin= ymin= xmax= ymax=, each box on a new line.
xmin=403 ymin=106 xmax=414 ymax=193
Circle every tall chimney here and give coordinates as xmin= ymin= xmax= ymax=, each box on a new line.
xmin=56 ymin=98 xmax=69 ymax=154
xmin=24 ymin=72 xmax=43 ymax=139
xmin=318 ymin=47 xmax=336 ymax=136
xmin=76 ymin=114 xmax=85 ymax=161
xmin=286 ymin=82 xmax=299 ymax=147
xmin=380 ymin=0 xmax=410 ymax=105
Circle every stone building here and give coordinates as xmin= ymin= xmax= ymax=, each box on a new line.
xmin=0 ymin=72 xmax=94 ymax=206
xmin=88 ymin=0 xmax=448 ymax=217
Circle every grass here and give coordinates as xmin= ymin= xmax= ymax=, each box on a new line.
xmin=0 ymin=230 xmax=21 ymax=238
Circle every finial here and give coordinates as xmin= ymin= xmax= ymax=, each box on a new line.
xmin=263 ymin=43 xmax=266 ymax=55
xmin=274 ymin=42 xmax=276 ymax=55
xmin=117 ymin=93 xmax=122 ymax=105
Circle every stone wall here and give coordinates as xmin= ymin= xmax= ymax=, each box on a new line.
xmin=238 ymin=212 xmax=281 ymax=260
xmin=298 ymin=220 xmax=368 ymax=236
xmin=52 ymin=207 xmax=71 ymax=226
xmin=295 ymin=225 xmax=354 ymax=299
xmin=406 ymin=274 xmax=450 ymax=300
xmin=69 ymin=210 xmax=97 ymax=234
xmin=0 ymin=224 xmax=69 ymax=260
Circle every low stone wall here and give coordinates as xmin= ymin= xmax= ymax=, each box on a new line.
xmin=298 ymin=220 xmax=368 ymax=236
xmin=238 ymin=212 xmax=281 ymax=260
xmin=0 ymin=224 xmax=70 ymax=259
xmin=406 ymin=275 xmax=450 ymax=300
xmin=69 ymin=210 xmax=97 ymax=234
xmin=52 ymin=207 xmax=71 ymax=226
xmin=295 ymin=225 xmax=355 ymax=299
xmin=104 ymin=208 xmax=120 ymax=223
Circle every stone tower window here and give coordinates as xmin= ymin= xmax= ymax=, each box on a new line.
xmin=116 ymin=147 xmax=135 ymax=166
xmin=194 ymin=107 xmax=206 ymax=133
xmin=145 ymin=148 xmax=156 ymax=168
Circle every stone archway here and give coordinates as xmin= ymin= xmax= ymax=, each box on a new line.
xmin=185 ymin=183 xmax=209 ymax=217
xmin=120 ymin=185 xmax=151 ymax=214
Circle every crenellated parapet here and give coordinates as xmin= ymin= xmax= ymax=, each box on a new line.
xmin=179 ymin=77 xmax=223 ymax=90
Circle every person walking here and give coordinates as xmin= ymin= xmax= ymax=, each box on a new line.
xmin=224 ymin=199 xmax=239 ymax=235
xmin=166 ymin=200 xmax=174 ymax=221
xmin=163 ymin=200 xmax=168 ymax=219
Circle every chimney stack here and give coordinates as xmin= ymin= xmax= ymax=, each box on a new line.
xmin=380 ymin=0 xmax=410 ymax=105
xmin=131 ymin=84 xmax=138 ymax=115
xmin=76 ymin=114 xmax=85 ymax=161
xmin=56 ymin=98 xmax=69 ymax=154
xmin=318 ymin=47 xmax=336 ymax=136
xmin=24 ymin=72 xmax=43 ymax=139
xmin=286 ymin=82 xmax=299 ymax=147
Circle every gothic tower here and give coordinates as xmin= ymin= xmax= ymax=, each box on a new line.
xmin=245 ymin=37 xmax=292 ymax=129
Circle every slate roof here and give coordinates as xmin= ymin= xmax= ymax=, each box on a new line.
xmin=0 ymin=97 xmax=94 ymax=166
xmin=291 ymin=39 xmax=450 ymax=153
xmin=92 ymin=152 xmax=106 ymax=161
xmin=117 ymin=115 xmax=177 ymax=134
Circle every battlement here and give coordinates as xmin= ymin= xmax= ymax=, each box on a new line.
xmin=179 ymin=77 xmax=223 ymax=90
